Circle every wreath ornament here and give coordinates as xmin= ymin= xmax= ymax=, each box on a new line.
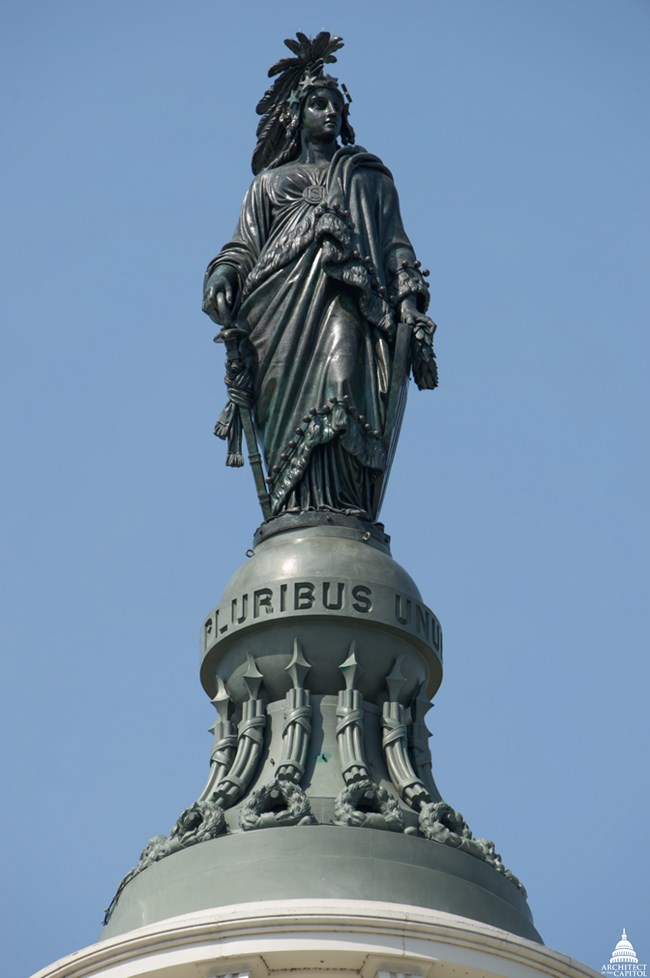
xmin=239 ymin=778 xmax=314 ymax=830
xmin=333 ymin=778 xmax=404 ymax=832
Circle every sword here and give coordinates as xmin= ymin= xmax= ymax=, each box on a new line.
xmin=214 ymin=327 xmax=272 ymax=521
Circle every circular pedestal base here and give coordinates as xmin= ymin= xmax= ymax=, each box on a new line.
xmin=200 ymin=523 xmax=443 ymax=703
xmin=102 ymin=825 xmax=540 ymax=943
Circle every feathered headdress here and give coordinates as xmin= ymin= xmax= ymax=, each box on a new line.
xmin=252 ymin=32 xmax=355 ymax=174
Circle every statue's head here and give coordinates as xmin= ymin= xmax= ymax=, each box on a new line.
xmin=299 ymin=81 xmax=353 ymax=141
xmin=252 ymin=34 xmax=355 ymax=174
xmin=272 ymin=77 xmax=353 ymax=162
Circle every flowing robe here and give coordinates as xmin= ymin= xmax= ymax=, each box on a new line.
xmin=206 ymin=146 xmax=429 ymax=518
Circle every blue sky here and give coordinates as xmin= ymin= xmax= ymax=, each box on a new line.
xmin=2 ymin=2 xmax=648 ymax=975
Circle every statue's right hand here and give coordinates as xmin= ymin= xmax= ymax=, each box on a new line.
xmin=202 ymin=268 xmax=237 ymax=326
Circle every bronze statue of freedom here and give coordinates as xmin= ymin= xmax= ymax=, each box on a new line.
xmin=203 ymin=33 xmax=437 ymax=522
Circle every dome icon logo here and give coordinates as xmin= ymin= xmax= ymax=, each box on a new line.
xmin=602 ymin=931 xmax=646 ymax=977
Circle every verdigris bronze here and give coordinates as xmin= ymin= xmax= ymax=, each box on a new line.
xmin=104 ymin=523 xmax=532 ymax=931
xmin=102 ymin=34 xmax=538 ymax=945
xmin=202 ymin=33 xmax=437 ymax=521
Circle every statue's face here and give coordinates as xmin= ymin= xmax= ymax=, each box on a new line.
xmin=301 ymin=86 xmax=343 ymax=142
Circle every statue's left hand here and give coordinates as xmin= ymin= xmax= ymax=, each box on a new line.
xmin=398 ymin=296 xmax=421 ymax=326
xmin=406 ymin=310 xmax=438 ymax=392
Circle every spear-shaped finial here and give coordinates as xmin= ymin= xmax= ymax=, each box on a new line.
xmin=242 ymin=653 xmax=264 ymax=700
xmin=208 ymin=676 xmax=232 ymax=734
xmin=385 ymin=656 xmax=407 ymax=704
xmin=411 ymin=680 xmax=433 ymax=727
xmin=339 ymin=641 xmax=363 ymax=691
xmin=286 ymin=638 xmax=311 ymax=690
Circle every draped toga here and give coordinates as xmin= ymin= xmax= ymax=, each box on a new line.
xmin=206 ymin=145 xmax=429 ymax=518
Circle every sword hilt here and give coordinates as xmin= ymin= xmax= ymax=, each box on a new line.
xmin=213 ymin=328 xmax=272 ymax=522
xmin=213 ymin=327 xmax=247 ymax=362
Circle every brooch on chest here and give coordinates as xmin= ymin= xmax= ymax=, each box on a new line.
xmin=302 ymin=185 xmax=327 ymax=204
